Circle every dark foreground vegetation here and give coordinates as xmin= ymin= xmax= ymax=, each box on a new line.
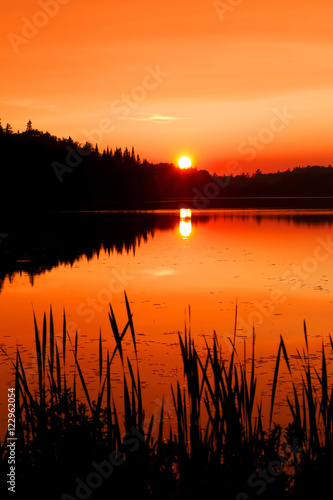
xmin=1 ymin=120 xmax=333 ymax=219
xmin=1 ymin=295 xmax=332 ymax=499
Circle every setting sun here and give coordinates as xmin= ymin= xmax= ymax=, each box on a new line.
xmin=178 ymin=156 xmax=192 ymax=169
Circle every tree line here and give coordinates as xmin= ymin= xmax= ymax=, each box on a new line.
xmin=1 ymin=120 xmax=332 ymax=221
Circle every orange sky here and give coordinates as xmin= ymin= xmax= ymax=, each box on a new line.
xmin=1 ymin=0 xmax=333 ymax=174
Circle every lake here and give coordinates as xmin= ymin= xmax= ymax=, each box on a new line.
xmin=1 ymin=208 xmax=333 ymax=435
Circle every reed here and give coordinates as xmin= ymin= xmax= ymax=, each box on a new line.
xmin=0 ymin=294 xmax=332 ymax=499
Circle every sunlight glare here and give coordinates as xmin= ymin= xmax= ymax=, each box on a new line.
xmin=180 ymin=208 xmax=192 ymax=218
xmin=178 ymin=156 xmax=192 ymax=169
xmin=179 ymin=220 xmax=192 ymax=238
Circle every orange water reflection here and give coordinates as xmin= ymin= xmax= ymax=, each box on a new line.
xmin=1 ymin=210 xmax=333 ymax=435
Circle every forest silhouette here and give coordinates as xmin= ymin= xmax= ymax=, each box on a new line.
xmin=0 ymin=211 xmax=184 ymax=294
xmin=1 ymin=120 xmax=333 ymax=222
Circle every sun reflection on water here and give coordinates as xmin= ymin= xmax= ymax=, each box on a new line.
xmin=179 ymin=208 xmax=192 ymax=239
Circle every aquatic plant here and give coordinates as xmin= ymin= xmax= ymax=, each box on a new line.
xmin=0 ymin=295 xmax=332 ymax=499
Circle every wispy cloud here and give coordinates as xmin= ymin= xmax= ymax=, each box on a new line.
xmin=0 ymin=99 xmax=57 ymax=111
xmin=125 ymin=112 xmax=186 ymax=123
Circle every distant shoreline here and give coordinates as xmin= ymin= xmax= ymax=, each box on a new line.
xmin=2 ymin=197 xmax=333 ymax=229
xmin=76 ymin=196 xmax=333 ymax=211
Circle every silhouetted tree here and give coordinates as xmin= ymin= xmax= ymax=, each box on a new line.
xmin=5 ymin=123 xmax=13 ymax=134
xmin=114 ymin=147 xmax=123 ymax=166
xmin=123 ymin=147 xmax=130 ymax=166
xmin=84 ymin=141 xmax=93 ymax=152
xmin=131 ymin=146 xmax=136 ymax=165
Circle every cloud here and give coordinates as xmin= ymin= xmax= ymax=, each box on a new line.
xmin=125 ymin=113 xmax=186 ymax=123
xmin=0 ymin=99 xmax=57 ymax=111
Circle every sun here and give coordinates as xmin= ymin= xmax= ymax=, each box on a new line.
xmin=178 ymin=156 xmax=192 ymax=169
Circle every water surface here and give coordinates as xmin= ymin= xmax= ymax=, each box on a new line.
xmin=1 ymin=209 xmax=333 ymax=432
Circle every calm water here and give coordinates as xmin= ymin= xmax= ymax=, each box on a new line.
xmin=1 ymin=209 xmax=333 ymax=433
